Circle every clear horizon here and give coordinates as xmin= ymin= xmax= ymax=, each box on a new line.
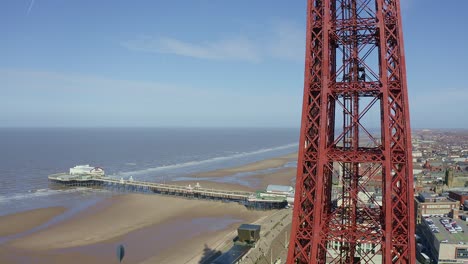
xmin=2 ymin=1 xmax=467 ymax=128
xmin=2 ymin=126 xmax=467 ymax=131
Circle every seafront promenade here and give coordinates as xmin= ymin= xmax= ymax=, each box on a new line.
xmin=48 ymin=173 xmax=289 ymax=210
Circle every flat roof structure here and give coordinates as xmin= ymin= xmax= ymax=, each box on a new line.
xmin=423 ymin=217 xmax=467 ymax=244
xmin=449 ymin=190 xmax=468 ymax=205
xmin=238 ymin=224 xmax=261 ymax=231
xmin=266 ymin=184 xmax=293 ymax=194
xmin=49 ymin=173 xmax=97 ymax=181
xmin=420 ymin=216 xmax=468 ymax=263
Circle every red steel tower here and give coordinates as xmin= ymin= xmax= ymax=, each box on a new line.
xmin=287 ymin=0 xmax=415 ymax=263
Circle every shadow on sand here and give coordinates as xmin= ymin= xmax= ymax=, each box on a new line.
xmin=199 ymin=243 xmax=222 ymax=264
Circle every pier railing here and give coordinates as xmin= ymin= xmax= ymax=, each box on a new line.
xmin=48 ymin=174 xmax=288 ymax=210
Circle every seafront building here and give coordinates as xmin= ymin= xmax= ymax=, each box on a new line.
xmin=327 ymin=240 xmax=382 ymax=263
xmin=418 ymin=215 xmax=468 ymax=263
xmin=266 ymin=185 xmax=294 ymax=195
xmin=69 ymin=165 xmax=105 ymax=176
xmin=415 ymin=192 xmax=460 ymax=224
xmin=261 ymin=185 xmax=295 ymax=205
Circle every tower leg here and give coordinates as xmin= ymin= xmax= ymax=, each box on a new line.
xmin=287 ymin=0 xmax=415 ymax=263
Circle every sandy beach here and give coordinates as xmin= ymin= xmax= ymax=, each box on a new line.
xmin=0 ymin=153 xmax=297 ymax=263
xmin=172 ymin=152 xmax=297 ymax=191
xmin=194 ymin=152 xmax=297 ymax=178
xmin=0 ymin=194 xmax=271 ymax=263
xmin=0 ymin=207 xmax=66 ymax=237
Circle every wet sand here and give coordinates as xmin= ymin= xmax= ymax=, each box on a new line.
xmin=250 ymin=167 xmax=297 ymax=188
xmin=172 ymin=152 xmax=297 ymax=191
xmin=0 ymin=194 xmax=270 ymax=263
xmin=0 ymin=152 xmax=298 ymax=263
xmin=8 ymin=194 xmax=264 ymax=250
xmin=173 ymin=166 xmax=297 ymax=192
xmin=0 ymin=207 xmax=66 ymax=237
xmin=194 ymin=152 xmax=297 ymax=177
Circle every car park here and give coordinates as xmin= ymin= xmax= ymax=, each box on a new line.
xmin=441 ymin=219 xmax=449 ymax=224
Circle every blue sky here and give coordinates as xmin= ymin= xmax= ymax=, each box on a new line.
xmin=1 ymin=0 xmax=467 ymax=128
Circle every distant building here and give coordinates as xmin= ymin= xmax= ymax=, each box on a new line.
xmin=327 ymin=239 xmax=382 ymax=263
xmin=418 ymin=216 xmax=468 ymax=264
xmin=458 ymin=161 xmax=468 ymax=172
xmin=413 ymin=150 xmax=423 ymax=158
xmin=69 ymin=165 xmax=105 ymax=176
xmin=424 ymin=160 xmax=445 ymax=172
xmin=446 ymin=168 xmax=455 ymax=188
xmin=449 ymin=191 xmax=468 ymax=208
xmin=266 ymin=185 xmax=294 ymax=195
xmin=264 ymin=185 xmax=295 ymax=204
xmin=415 ymin=193 xmax=459 ymax=223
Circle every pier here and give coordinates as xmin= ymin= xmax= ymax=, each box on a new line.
xmin=48 ymin=173 xmax=288 ymax=210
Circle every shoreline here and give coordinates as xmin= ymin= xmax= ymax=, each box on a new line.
xmin=0 ymin=152 xmax=298 ymax=263
xmin=170 ymin=152 xmax=297 ymax=191
xmin=172 ymin=166 xmax=297 ymax=192
xmin=0 ymin=194 xmax=272 ymax=263
xmin=193 ymin=152 xmax=297 ymax=178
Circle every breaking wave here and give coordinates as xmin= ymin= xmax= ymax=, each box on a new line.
xmin=117 ymin=143 xmax=297 ymax=177
xmin=0 ymin=187 xmax=97 ymax=204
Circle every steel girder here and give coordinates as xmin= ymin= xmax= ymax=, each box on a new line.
xmin=287 ymin=0 xmax=415 ymax=263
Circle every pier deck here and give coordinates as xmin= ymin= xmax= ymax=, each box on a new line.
xmin=48 ymin=174 xmax=288 ymax=210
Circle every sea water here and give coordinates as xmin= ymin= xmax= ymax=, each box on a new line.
xmin=0 ymin=128 xmax=298 ymax=215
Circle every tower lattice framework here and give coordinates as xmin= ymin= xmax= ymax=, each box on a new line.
xmin=287 ymin=0 xmax=415 ymax=263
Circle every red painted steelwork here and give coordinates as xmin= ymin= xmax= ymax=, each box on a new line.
xmin=287 ymin=0 xmax=415 ymax=263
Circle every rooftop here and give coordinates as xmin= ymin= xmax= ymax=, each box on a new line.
xmin=418 ymin=192 xmax=457 ymax=203
xmin=266 ymin=185 xmax=293 ymax=193
xmin=238 ymin=224 xmax=261 ymax=231
xmin=423 ymin=216 xmax=468 ymax=244
xmin=48 ymin=173 xmax=97 ymax=181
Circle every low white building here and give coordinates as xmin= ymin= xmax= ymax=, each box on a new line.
xmin=263 ymin=185 xmax=295 ymax=204
xmin=266 ymin=185 xmax=294 ymax=195
xmin=69 ymin=165 xmax=105 ymax=176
